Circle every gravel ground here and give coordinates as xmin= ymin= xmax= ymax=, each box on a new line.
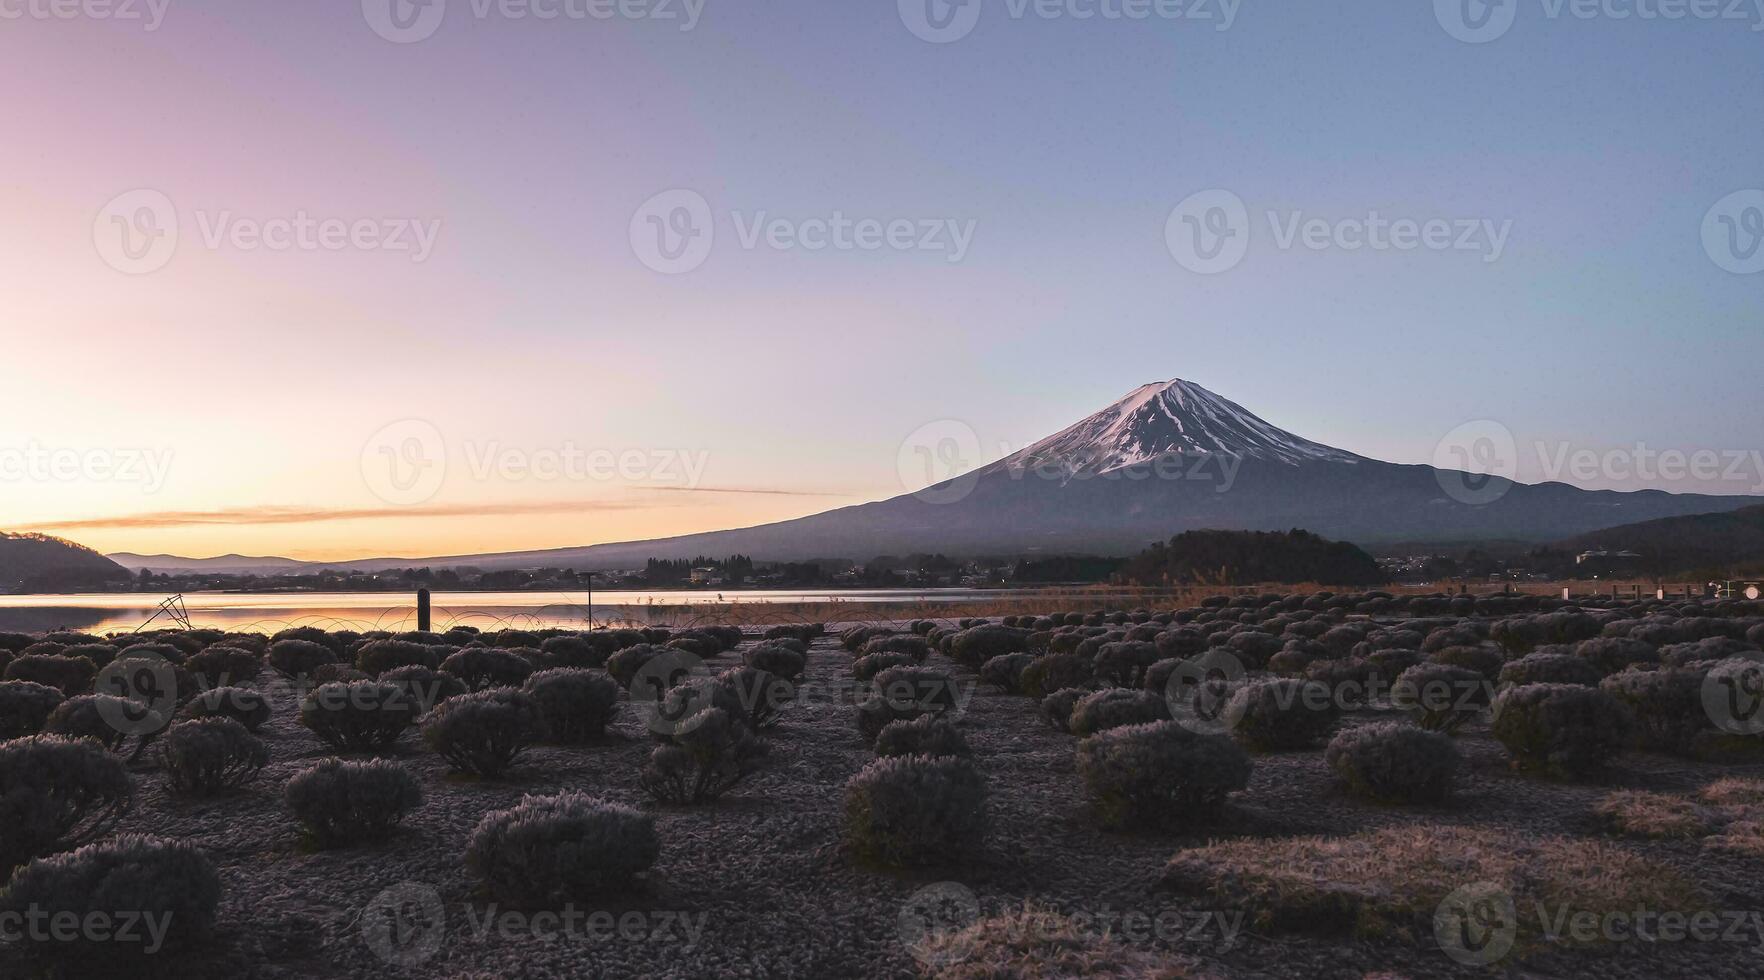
xmin=16 ymin=627 xmax=1764 ymax=980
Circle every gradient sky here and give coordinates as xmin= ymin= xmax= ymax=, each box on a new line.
xmin=3 ymin=1 xmax=1760 ymax=561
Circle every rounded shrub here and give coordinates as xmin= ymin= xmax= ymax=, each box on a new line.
xmin=355 ymin=639 xmax=444 ymax=677
xmin=421 ymin=688 xmax=541 ymax=778
xmin=1075 ymin=721 xmax=1251 ymax=829
xmin=380 ymin=665 xmax=468 ymax=713
xmin=466 ymin=792 xmax=659 ymax=905
xmin=742 ymin=643 xmax=806 ymax=683
xmin=285 ymin=758 xmax=423 ymax=847
xmin=843 ymin=755 xmax=986 ymax=866
xmin=979 ymin=652 xmax=1036 ymax=694
xmin=1068 ymin=688 xmax=1171 ymax=737
xmin=298 ymin=681 xmax=421 ymax=753
xmin=1019 ymin=653 xmax=1093 ymax=699
xmin=0 ymin=735 xmax=133 ymax=874
xmin=1491 ymin=683 xmax=1632 ymax=778
xmin=522 ymin=668 xmax=619 ymax=743
xmin=1599 ymin=666 xmax=1710 ymax=755
xmin=1498 ymin=652 xmax=1601 ymax=689
xmin=1224 ymin=679 xmax=1339 ymax=751
xmin=178 ymin=686 xmax=271 ymax=731
xmin=0 ymin=681 xmax=64 ymax=740
xmin=1428 ymin=645 xmax=1505 ymax=681
xmin=1392 ymin=664 xmax=1491 ymax=734
xmin=857 ymin=666 xmax=961 ymax=741
xmin=1574 ymin=637 xmax=1660 ymax=676
xmin=3 ymin=654 xmax=95 ymax=696
xmin=714 ymin=665 xmax=792 ymax=731
xmin=267 ymin=639 xmax=337 ymax=679
xmin=539 ymin=634 xmax=611 ymax=670
xmin=44 ymin=694 xmax=158 ymax=752
xmin=1092 ymin=641 xmax=1160 ymax=688
xmin=853 ymin=650 xmax=915 ymax=683
xmin=605 ymin=643 xmax=667 ymax=688
xmin=1039 ymin=687 xmax=1089 ymax=734
xmin=875 ymin=713 xmax=972 ymax=758
xmin=639 ymin=707 xmax=763 ymax=804
xmin=0 ymin=836 xmax=219 ymax=956
xmin=947 ymin=626 xmax=1032 ymax=669
xmin=183 ymin=645 xmax=262 ymax=688
xmin=860 ymin=634 xmax=932 ymax=663
xmin=441 ymin=647 xmax=537 ymax=691
xmin=159 ymin=718 xmax=269 ymax=795
xmin=1324 ymin=722 xmax=1459 ymax=804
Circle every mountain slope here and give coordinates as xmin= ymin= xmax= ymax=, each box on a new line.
xmin=0 ymin=532 xmax=132 ymax=588
xmin=1555 ymin=506 xmax=1764 ymax=570
xmin=990 ymin=378 xmax=1363 ymax=475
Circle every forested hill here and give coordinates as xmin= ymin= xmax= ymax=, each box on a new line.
xmin=0 ymin=532 xmax=132 ymax=591
xmin=1118 ymin=528 xmax=1385 ymax=586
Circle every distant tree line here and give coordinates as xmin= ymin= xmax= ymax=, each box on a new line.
xmin=1118 ymin=529 xmax=1385 ymax=586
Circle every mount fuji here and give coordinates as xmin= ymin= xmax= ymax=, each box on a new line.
xmin=113 ymin=378 xmax=1764 ymax=572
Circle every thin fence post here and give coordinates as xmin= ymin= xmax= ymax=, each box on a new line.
xmin=417 ymin=588 xmax=431 ymax=632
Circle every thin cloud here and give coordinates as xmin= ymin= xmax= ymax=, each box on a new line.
xmin=637 ymin=486 xmax=851 ymax=497
xmin=17 ymin=500 xmax=659 ymax=532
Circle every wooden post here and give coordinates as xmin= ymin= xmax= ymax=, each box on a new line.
xmin=417 ymin=588 xmax=431 ymax=632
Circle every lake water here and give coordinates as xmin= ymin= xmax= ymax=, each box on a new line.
xmin=0 ymin=588 xmax=1064 ymax=634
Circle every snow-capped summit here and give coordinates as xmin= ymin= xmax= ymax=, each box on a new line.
xmin=993 ymin=378 xmax=1363 ymax=476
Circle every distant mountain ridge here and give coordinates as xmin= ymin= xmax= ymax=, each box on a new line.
xmin=110 ymin=378 xmax=1764 ymax=572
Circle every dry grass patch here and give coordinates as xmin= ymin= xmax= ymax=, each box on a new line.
xmin=1704 ymin=820 xmax=1764 ymax=859
xmin=1593 ymin=790 xmax=1716 ymax=839
xmin=1699 ymin=777 xmax=1764 ymax=807
xmin=914 ymin=904 xmax=1205 ymax=980
xmin=1162 ymin=826 xmax=1702 ymax=950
